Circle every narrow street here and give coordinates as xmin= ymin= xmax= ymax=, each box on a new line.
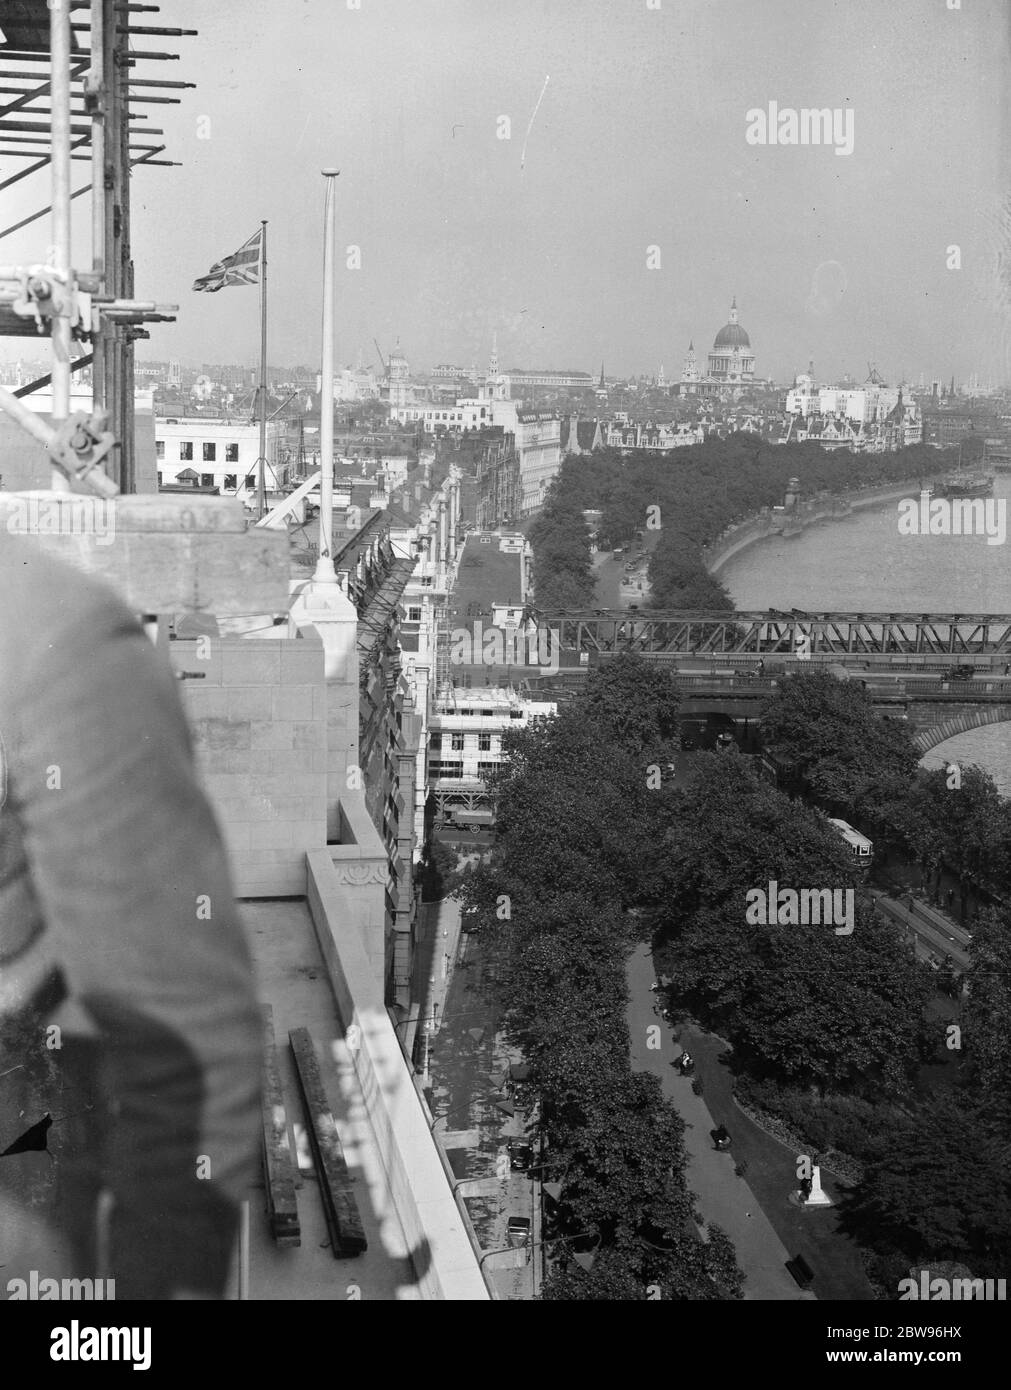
xmin=423 ymin=912 xmax=541 ymax=1299
xmin=626 ymin=943 xmax=813 ymax=1300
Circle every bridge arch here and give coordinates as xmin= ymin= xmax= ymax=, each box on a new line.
xmin=914 ymin=706 xmax=1011 ymax=755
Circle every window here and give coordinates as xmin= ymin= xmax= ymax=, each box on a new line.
xmin=155 ymin=439 xmax=165 ymax=459
xmin=451 ymin=733 xmax=464 ymax=752
xmin=223 ymin=474 xmax=237 ymax=490
xmin=429 ymin=733 xmax=442 ymax=752
xmin=478 ymin=732 xmax=492 ymax=752
xmin=429 ymin=760 xmax=463 ymax=778
xmin=477 ymin=761 xmax=498 ymax=779
xmin=179 ymin=441 xmax=193 ymax=461
xmin=203 ymin=442 xmax=216 ymax=462
xmin=245 ymin=474 xmax=256 ymax=489
xmin=225 ymin=443 xmax=239 ymax=463
xmin=157 ymin=471 xmax=162 ymax=486
xmin=408 ymin=606 xmax=422 ymax=622
xmin=200 ymin=473 xmax=214 ymax=488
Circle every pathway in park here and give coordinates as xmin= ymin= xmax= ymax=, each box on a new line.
xmin=626 ymin=942 xmax=813 ymax=1301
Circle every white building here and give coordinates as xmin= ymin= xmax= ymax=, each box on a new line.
xmin=428 ymin=686 xmax=556 ymax=815
xmin=513 ymin=411 xmax=561 ymax=513
xmin=155 ymin=416 xmax=287 ymax=497
xmin=390 ymin=384 xmax=561 ymax=516
xmin=605 ymin=419 xmax=704 ymax=451
xmin=786 ymin=369 xmax=904 ymax=424
xmin=317 ymin=366 xmax=379 ymax=402
xmin=500 ymin=368 xmax=593 ymax=391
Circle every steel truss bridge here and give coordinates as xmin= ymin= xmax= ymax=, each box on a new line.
xmin=538 ymin=610 xmax=1011 ymax=659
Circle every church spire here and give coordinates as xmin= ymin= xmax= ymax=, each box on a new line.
xmin=730 ymin=296 xmax=738 ymax=324
xmin=598 ymin=361 xmax=605 ymax=390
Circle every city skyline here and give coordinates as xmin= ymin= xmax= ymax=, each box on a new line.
xmin=2 ymin=0 xmax=1008 ymax=385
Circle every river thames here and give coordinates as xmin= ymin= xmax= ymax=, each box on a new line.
xmin=719 ymin=474 xmax=1011 ymax=794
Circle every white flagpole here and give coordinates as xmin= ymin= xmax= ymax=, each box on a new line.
xmin=314 ymin=170 xmax=340 ymax=582
xmin=256 ymin=221 xmax=268 ymax=519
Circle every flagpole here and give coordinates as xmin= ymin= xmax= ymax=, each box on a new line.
xmin=256 ymin=219 xmax=268 ymax=520
xmin=314 ymin=170 xmax=340 ymax=583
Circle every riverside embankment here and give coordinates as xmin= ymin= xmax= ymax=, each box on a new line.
xmin=704 ymin=474 xmax=948 ymax=577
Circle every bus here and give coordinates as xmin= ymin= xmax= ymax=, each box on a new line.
xmin=442 ymin=806 xmax=495 ymax=833
xmin=827 ymin=818 xmax=873 ymax=868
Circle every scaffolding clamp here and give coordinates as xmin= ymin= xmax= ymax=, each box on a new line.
xmin=9 ymin=266 xmax=82 ymax=345
xmin=49 ymin=410 xmax=120 ymax=493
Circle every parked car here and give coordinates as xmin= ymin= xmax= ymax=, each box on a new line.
xmin=506 ymin=1215 xmax=531 ymax=1248
xmin=507 ymin=1139 xmax=534 ymax=1172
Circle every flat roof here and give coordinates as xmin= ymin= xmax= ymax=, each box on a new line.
xmin=239 ymin=899 xmax=423 ymax=1300
xmin=450 ymin=534 xmax=524 ymax=622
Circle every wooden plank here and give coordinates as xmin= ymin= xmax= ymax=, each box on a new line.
xmin=0 ymin=527 xmax=290 ymax=614
xmin=288 ymin=1026 xmax=367 ymax=1258
xmin=260 ymin=1005 xmax=300 ymax=1247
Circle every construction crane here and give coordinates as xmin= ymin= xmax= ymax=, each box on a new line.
xmin=373 ymin=338 xmax=388 ymax=377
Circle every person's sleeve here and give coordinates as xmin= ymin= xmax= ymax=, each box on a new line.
xmin=11 ymin=581 xmax=261 ymax=1296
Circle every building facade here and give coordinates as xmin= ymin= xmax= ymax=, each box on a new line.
xmin=680 ymin=299 xmax=763 ymax=397
xmin=428 ymin=687 xmax=556 ymax=818
xmin=155 ymin=416 xmax=287 ymax=496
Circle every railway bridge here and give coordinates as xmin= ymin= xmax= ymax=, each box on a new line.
xmin=538 ymin=609 xmax=1011 ymax=660
xmin=529 ymin=609 xmax=1011 ymax=753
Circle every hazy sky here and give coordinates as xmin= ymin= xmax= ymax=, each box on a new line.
xmin=3 ymin=0 xmax=1010 ymax=383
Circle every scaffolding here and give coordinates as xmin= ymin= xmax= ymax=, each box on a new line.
xmin=0 ymin=0 xmax=191 ymax=492
xmin=433 ymin=599 xmax=452 ymax=703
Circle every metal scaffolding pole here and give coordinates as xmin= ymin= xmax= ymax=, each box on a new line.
xmin=50 ymin=0 xmax=74 ymax=489
xmin=90 ymin=0 xmax=107 ymax=424
xmin=0 ymin=0 xmax=188 ymax=498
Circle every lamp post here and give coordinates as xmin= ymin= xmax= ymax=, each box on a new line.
xmin=478 ymin=1228 xmax=600 ymax=1272
xmin=391 ymin=1005 xmax=489 ymax=1069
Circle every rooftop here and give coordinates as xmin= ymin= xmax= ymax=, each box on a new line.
xmin=240 ymin=899 xmax=423 ymax=1300
xmin=436 ymin=686 xmax=554 ymax=709
xmin=449 ymin=533 xmax=524 ymax=624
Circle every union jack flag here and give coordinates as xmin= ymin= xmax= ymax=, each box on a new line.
xmin=192 ymin=228 xmax=262 ymax=292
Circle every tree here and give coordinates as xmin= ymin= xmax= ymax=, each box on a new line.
xmin=650 ymin=754 xmax=931 ymax=1093
xmin=962 ymin=906 xmax=1011 ymax=1113
xmin=840 ymin=1096 xmax=1011 ymax=1275
xmin=759 ymin=668 xmax=919 ymax=822
xmin=579 ymin=653 xmax=681 ymax=758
